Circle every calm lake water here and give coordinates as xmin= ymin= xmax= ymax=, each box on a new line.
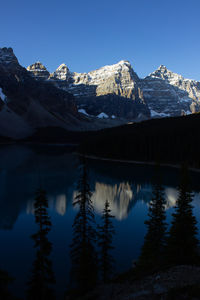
xmin=1 ymin=144 xmax=200 ymax=299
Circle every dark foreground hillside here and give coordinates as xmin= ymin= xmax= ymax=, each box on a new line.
xmin=82 ymin=265 xmax=200 ymax=300
xmin=79 ymin=113 xmax=200 ymax=168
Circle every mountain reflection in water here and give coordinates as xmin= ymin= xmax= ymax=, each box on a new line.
xmin=0 ymin=145 xmax=200 ymax=299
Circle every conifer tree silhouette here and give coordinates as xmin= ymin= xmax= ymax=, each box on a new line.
xmin=138 ymin=166 xmax=167 ymax=271
xmin=27 ymin=188 xmax=55 ymax=300
xmin=0 ymin=269 xmax=15 ymax=300
xmin=98 ymin=199 xmax=115 ymax=283
xmin=70 ymin=156 xmax=97 ymax=296
xmin=166 ymin=164 xmax=199 ymax=265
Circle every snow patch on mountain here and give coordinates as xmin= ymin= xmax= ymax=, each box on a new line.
xmin=150 ymin=110 xmax=170 ymax=118
xmin=0 ymin=88 xmax=6 ymax=102
xmin=78 ymin=108 xmax=89 ymax=116
xmin=26 ymin=54 xmax=200 ymax=120
xmin=97 ymin=112 xmax=109 ymax=119
xmin=184 ymin=110 xmax=192 ymax=115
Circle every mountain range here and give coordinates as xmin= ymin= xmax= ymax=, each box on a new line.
xmin=0 ymin=47 xmax=200 ymax=139
xmin=27 ymin=57 xmax=200 ymax=119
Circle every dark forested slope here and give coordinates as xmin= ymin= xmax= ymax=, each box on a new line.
xmin=79 ymin=113 xmax=200 ymax=168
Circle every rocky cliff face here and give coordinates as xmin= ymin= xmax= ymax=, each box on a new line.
xmin=68 ymin=61 xmax=149 ymax=120
xmin=27 ymin=61 xmax=50 ymax=79
xmin=142 ymin=65 xmax=200 ymax=117
xmin=0 ymin=48 xmax=82 ymax=138
xmin=67 ymin=60 xmax=141 ymax=98
xmin=51 ymin=63 xmax=71 ymax=81
xmin=27 ymin=59 xmax=200 ymax=120
xmin=28 ymin=60 xmax=150 ymax=120
xmin=49 ymin=60 xmax=141 ymax=98
xmin=1 ymin=47 xmax=200 ymax=140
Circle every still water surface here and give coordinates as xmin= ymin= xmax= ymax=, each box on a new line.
xmin=1 ymin=145 xmax=200 ymax=298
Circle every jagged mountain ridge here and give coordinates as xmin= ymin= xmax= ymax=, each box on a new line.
xmin=28 ymin=60 xmax=141 ymax=98
xmin=142 ymin=65 xmax=200 ymax=117
xmin=1 ymin=47 xmax=200 ymax=140
xmin=28 ymin=60 xmax=200 ymax=118
xmin=28 ymin=60 xmax=149 ymax=120
xmin=0 ymin=48 xmax=90 ymax=139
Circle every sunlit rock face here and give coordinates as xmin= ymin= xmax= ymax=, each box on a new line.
xmin=69 ymin=60 xmax=141 ymax=99
xmin=28 ymin=60 xmax=150 ymax=120
xmin=27 ymin=62 xmax=50 ymax=79
xmin=51 ymin=60 xmax=143 ymax=100
xmin=142 ymin=65 xmax=200 ymax=117
xmin=51 ymin=64 xmax=71 ymax=81
xmin=68 ymin=61 xmax=149 ymax=120
xmin=27 ymin=58 xmax=200 ymax=120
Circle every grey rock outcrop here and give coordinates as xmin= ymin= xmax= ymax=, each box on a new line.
xmin=3 ymin=46 xmax=200 ymax=139
xmin=69 ymin=61 xmax=149 ymax=120
xmin=68 ymin=60 xmax=141 ymax=99
xmin=28 ymin=60 xmax=150 ymax=120
xmin=51 ymin=63 xmax=71 ymax=81
xmin=142 ymin=65 xmax=200 ymax=117
xmin=28 ymin=58 xmax=200 ymax=120
xmin=27 ymin=61 xmax=50 ymax=79
xmin=0 ymin=47 xmax=83 ymax=138
xmin=0 ymin=47 xmax=19 ymax=67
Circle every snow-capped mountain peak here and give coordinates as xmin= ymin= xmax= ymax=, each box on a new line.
xmin=88 ymin=60 xmax=134 ymax=79
xmin=158 ymin=64 xmax=168 ymax=70
xmin=27 ymin=61 xmax=50 ymax=79
xmin=52 ymin=63 xmax=70 ymax=81
xmin=56 ymin=63 xmax=69 ymax=70
xmin=48 ymin=59 xmax=147 ymax=119
xmin=142 ymin=65 xmax=200 ymax=117
xmin=25 ymin=52 xmax=200 ymax=120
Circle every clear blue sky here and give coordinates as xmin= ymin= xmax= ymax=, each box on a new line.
xmin=0 ymin=0 xmax=200 ymax=80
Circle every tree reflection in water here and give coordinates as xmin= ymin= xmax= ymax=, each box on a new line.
xmin=27 ymin=188 xmax=55 ymax=300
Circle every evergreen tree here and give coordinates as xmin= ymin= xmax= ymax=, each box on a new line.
xmin=0 ymin=269 xmax=15 ymax=300
xmin=27 ymin=188 xmax=55 ymax=300
xmin=138 ymin=167 xmax=166 ymax=271
xmin=70 ymin=157 xmax=97 ymax=296
xmin=98 ymin=199 xmax=115 ymax=283
xmin=166 ymin=164 xmax=199 ymax=265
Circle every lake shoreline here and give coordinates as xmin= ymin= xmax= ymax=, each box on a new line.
xmin=77 ymin=153 xmax=200 ymax=173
